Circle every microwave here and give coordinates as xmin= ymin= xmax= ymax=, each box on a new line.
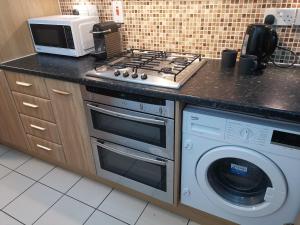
xmin=28 ymin=15 xmax=99 ymax=57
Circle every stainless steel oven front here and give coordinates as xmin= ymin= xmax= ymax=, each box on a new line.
xmin=86 ymin=102 xmax=174 ymax=160
xmin=91 ymin=138 xmax=174 ymax=203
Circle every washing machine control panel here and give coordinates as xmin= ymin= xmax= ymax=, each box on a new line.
xmin=225 ymin=120 xmax=269 ymax=146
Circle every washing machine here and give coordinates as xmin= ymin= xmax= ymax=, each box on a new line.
xmin=181 ymin=106 xmax=300 ymax=225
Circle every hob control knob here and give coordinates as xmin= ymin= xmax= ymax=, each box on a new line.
xmin=141 ymin=73 xmax=148 ymax=80
xmin=132 ymin=73 xmax=138 ymax=79
xmin=123 ymin=71 xmax=129 ymax=77
xmin=114 ymin=70 xmax=121 ymax=76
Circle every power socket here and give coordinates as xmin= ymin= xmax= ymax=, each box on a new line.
xmin=295 ymin=9 xmax=300 ymax=25
xmin=264 ymin=8 xmax=297 ymax=26
xmin=112 ymin=1 xmax=124 ymax=23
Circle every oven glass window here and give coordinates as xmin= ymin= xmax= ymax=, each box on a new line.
xmin=91 ymin=109 xmax=166 ymax=147
xmin=30 ymin=24 xmax=68 ymax=48
xmin=98 ymin=146 xmax=167 ymax=191
xmin=207 ymin=158 xmax=272 ymax=206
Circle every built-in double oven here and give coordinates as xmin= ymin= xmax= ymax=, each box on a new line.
xmin=82 ymin=85 xmax=175 ymax=203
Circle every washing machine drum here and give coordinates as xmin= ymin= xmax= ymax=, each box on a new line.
xmin=196 ymin=146 xmax=287 ymax=217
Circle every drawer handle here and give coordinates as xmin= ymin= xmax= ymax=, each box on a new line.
xmin=23 ymin=102 xmax=39 ymax=108
xmin=52 ymin=89 xmax=71 ymax=95
xmin=30 ymin=124 xmax=46 ymax=131
xmin=16 ymin=81 xmax=32 ymax=87
xmin=36 ymin=144 xmax=52 ymax=151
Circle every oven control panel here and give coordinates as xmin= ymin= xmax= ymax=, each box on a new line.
xmin=81 ymin=85 xmax=175 ymax=118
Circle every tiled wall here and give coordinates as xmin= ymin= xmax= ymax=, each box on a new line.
xmin=59 ymin=0 xmax=300 ymax=63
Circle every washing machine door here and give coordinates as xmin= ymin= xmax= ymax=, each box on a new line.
xmin=196 ymin=146 xmax=287 ymax=217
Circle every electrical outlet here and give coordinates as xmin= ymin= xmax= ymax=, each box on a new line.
xmin=264 ymin=8 xmax=297 ymax=26
xmin=112 ymin=1 xmax=124 ymax=23
xmin=295 ymin=9 xmax=300 ymax=25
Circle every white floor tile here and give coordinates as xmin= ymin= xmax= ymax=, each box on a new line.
xmin=0 ymin=145 xmax=11 ymax=156
xmin=67 ymin=177 xmax=112 ymax=208
xmin=0 ymin=164 xmax=11 ymax=179
xmin=16 ymin=158 xmax=54 ymax=181
xmin=35 ymin=195 xmax=94 ymax=225
xmin=188 ymin=221 xmax=201 ymax=225
xmin=39 ymin=167 xmax=81 ymax=193
xmin=99 ymin=190 xmax=147 ymax=225
xmin=0 ymin=211 xmax=22 ymax=225
xmin=4 ymin=182 xmax=62 ymax=225
xmin=0 ymin=150 xmax=31 ymax=170
xmin=85 ymin=210 xmax=127 ymax=225
xmin=0 ymin=172 xmax=34 ymax=208
xmin=136 ymin=204 xmax=188 ymax=225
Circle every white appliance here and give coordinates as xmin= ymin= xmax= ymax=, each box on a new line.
xmin=28 ymin=15 xmax=99 ymax=57
xmin=181 ymin=106 xmax=300 ymax=225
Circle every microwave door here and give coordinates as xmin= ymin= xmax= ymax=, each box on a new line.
xmin=30 ymin=24 xmax=69 ymax=48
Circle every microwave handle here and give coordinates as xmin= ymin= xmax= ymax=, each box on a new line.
xmin=90 ymin=29 xmax=112 ymax=34
xmin=87 ymin=103 xmax=166 ymax=126
xmin=96 ymin=141 xmax=167 ymax=166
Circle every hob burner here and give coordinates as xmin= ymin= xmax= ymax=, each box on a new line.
xmin=161 ymin=67 xmax=173 ymax=74
xmin=172 ymin=57 xmax=189 ymax=65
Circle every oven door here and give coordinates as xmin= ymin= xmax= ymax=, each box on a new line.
xmin=91 ymin=138 xmax=174 ymax=203
xmin=86 ymin=102 xmax=174 ymax=159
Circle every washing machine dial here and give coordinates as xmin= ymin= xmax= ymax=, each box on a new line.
xmin=184 ymin=140 xmax=193 ymax=150
xmin=240 ymin=128 xmax=253 ymax=141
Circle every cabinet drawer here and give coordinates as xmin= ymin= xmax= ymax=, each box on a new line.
xmin=27 ymin=135 xmax=65 ymax=163
xmin=13 ymin=92 xmax=55 ymax=122
xmin=20 ymin=114 xmax=61 ymax=144
xmin=6 ymin=71 xmax=49 ymax=99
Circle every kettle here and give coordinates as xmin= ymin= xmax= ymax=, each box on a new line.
xmin=241 ymin=24 xmax=278 ymax=69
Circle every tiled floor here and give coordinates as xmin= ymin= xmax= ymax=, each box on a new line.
xmin=0 ymin=145 xmax=200 ymax=225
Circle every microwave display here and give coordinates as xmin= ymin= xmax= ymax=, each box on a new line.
xmin=30 ymin=24 xmax=75 ymax=49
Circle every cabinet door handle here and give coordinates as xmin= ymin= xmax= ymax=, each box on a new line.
xmin=52 ymin=89 xmax=71 ymax=95
xmin=16 ymin=81 xmax=32 ymax=87
xmin=36 ymin=144 xmax=52 ymax=151
xmin=23 ymin=102 xmax=39 ymax=108
xmin=30 ymin=124 xmax=46 ymax=131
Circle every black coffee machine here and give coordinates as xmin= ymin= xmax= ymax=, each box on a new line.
xmin=90 ymin=21 xmax=122 ymax=60
xmin=241 ymin=24 xmax=278 ymax=70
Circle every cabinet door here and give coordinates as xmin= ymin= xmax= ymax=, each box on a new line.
xmin=45 ymin=79 xmax=96 ymax=174
xmin=0 ymin=70 xmax=29 ymax=151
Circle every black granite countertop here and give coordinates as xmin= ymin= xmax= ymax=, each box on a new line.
xmin=1 ymin=53 xmax=300 ymax=123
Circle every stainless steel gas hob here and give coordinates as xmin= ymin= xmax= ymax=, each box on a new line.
xmin=86 ymin=49 xmax=207 ymax=89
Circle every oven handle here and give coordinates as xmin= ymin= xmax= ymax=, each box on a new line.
xmin=87 ymin=103 xmax=166 ymax=126
xmin=96 ymin=141 xmax=167 ymax=166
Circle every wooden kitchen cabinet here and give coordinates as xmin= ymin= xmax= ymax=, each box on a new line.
xmin=27 ymin=134 xmax=65 ymax=163
xmin=6 ymin=71 xmax=49 ymax=99
xmin=13 ymin=92 xmax=56 ymax=122
xmin=45 ymin=79 xmax=96 ymax=174
xmin=0 ymin=70 xmax=29 ymax=151
xmin=20 ymin=114 xmax=61 ymax=144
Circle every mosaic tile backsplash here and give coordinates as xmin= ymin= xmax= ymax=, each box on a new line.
xmin=59 ymin=0 xmax=300 ymax=64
